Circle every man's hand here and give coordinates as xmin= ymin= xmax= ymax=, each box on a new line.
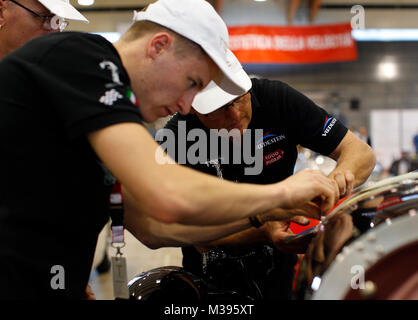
xmin=262 ymin=218 xmax=312 ymax=253
xmin=84 ymin=284 xmax=96 ymax=300
xmin=327 ymin=130 xmax=376 ymax=197
xmin=278 ymin=169 xmax=339 ymax=215
xmin=328 ymin=170 xmax=355 ymax=198
xmin=260 ymin=204 xmax=321 ymax=222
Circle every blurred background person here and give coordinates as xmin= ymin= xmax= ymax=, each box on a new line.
xmin=389 ymin=151 xmax=413 ymax=176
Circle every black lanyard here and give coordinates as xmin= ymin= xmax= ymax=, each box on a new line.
xmin=109 ymin=181 xmax=130 ymax=299
xmin=109 ymin=181 xmax=124 ymax=246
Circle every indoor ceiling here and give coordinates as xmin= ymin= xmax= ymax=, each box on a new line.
xmin=71 ymin=0 xmax=418 ymax=10
xmin=71 ymin=0 xmax=418 ymax=25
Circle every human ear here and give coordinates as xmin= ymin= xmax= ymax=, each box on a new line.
xmin=0 ymin=0 xmax=6 ymax=27
xmin=147 ymin=32 xmax=172 ymax=59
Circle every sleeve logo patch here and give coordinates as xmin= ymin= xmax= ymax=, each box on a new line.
xmin=126 ymin=89 xmax=138 ymax=106
xmin=322 ymin=117 xmax=337 ymax=136
xmin=100 ymin=89 xmax=123 ymax=106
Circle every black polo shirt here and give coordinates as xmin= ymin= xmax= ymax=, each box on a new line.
xmin=0 ymin=32 xmax=142 ymax=299
xmin=163 ymin=78 xmax=347 ymax=182
xmin=162 ymin=78 xmax=348 ymax=293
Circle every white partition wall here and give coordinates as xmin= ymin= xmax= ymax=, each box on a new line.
xmin=371 ymin=109 xmax=418 ymax=169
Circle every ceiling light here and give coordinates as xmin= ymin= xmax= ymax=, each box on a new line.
xmin=377 ymin=60 xmax=398 ymax=80
xmin=78 ymin=0 xmax=94 ymax=6
xmin=352 ymin=29 xmax=418 ymax=41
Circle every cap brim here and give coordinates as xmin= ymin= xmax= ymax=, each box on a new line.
xmin=192 ymin=69 xmax=252 ymax=115
xmin=202 ymin=47 xmax=250 ymax=96
xmin=38 ymin=0 xmax=89 ymax=23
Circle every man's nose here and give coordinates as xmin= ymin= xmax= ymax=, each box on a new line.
xmin=177 ymin=91 xmax=196 ymax=114
xmin=226 ymin=105 xmax=240 ymax=120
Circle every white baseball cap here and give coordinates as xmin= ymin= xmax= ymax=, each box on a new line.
xmin=192 ymin=54 xmax=252 ymax=114
xmin=38 ymin=0 xmax=89 ymax=23
xmin=133 ymin=0 xmax=250 ymax=96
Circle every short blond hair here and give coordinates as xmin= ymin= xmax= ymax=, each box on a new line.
xmin=121 ymin=20 xmax=204 ymax=58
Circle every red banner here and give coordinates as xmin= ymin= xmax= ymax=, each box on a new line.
xmin=228 ymin=23 xmax=357 ymax=64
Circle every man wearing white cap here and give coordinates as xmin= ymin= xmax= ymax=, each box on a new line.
xmin=0 ymin=0 xmax=88 ymax=59
xmin=160 ymin=56 xmax=376 ymax=299
xmin=0 ymin=0 xmax=339 ymax=299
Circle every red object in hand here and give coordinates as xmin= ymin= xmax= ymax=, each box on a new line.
xmin=289 ymin=196 xmax=348 ymax=234
xmin=290 ymin=218 xmax=320 ymax=234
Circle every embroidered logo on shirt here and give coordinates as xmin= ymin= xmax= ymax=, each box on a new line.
xmin=263 ymin=148 xmax=284 ymax=166
xmin=256 ymin=132 xmax=285 ymax=149
xmin=322 ymin=117 xmax=337 ymax=136
xmin=126 ymin=89 xmax=138 ymax=106
xmin=100 ymin=60 xmax=122 ymax=86
xmin=204 ymin=158 xmax=224 ymax=179
xmin=100 ymin=89 xmax=123 ymax=106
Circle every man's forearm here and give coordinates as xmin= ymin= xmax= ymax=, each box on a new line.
xmin=329 ymin=131 xmax=376 ymax=187
xmin=89 ymin=123 xmax=287 ymax=226
xmin=124 ymin=189 xmax=252 ymax=249
xmin=331 ymin=146 xmax=375 ymax=187
xmin=196 ymin=227 xmax=268 ymax=250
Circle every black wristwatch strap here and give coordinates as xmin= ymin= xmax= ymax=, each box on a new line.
xmin=249 ymin=215 xmax=264 ymax=228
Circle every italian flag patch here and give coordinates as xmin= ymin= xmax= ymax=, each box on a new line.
xmin=126 ymin=89 xmax=138 ymax=106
